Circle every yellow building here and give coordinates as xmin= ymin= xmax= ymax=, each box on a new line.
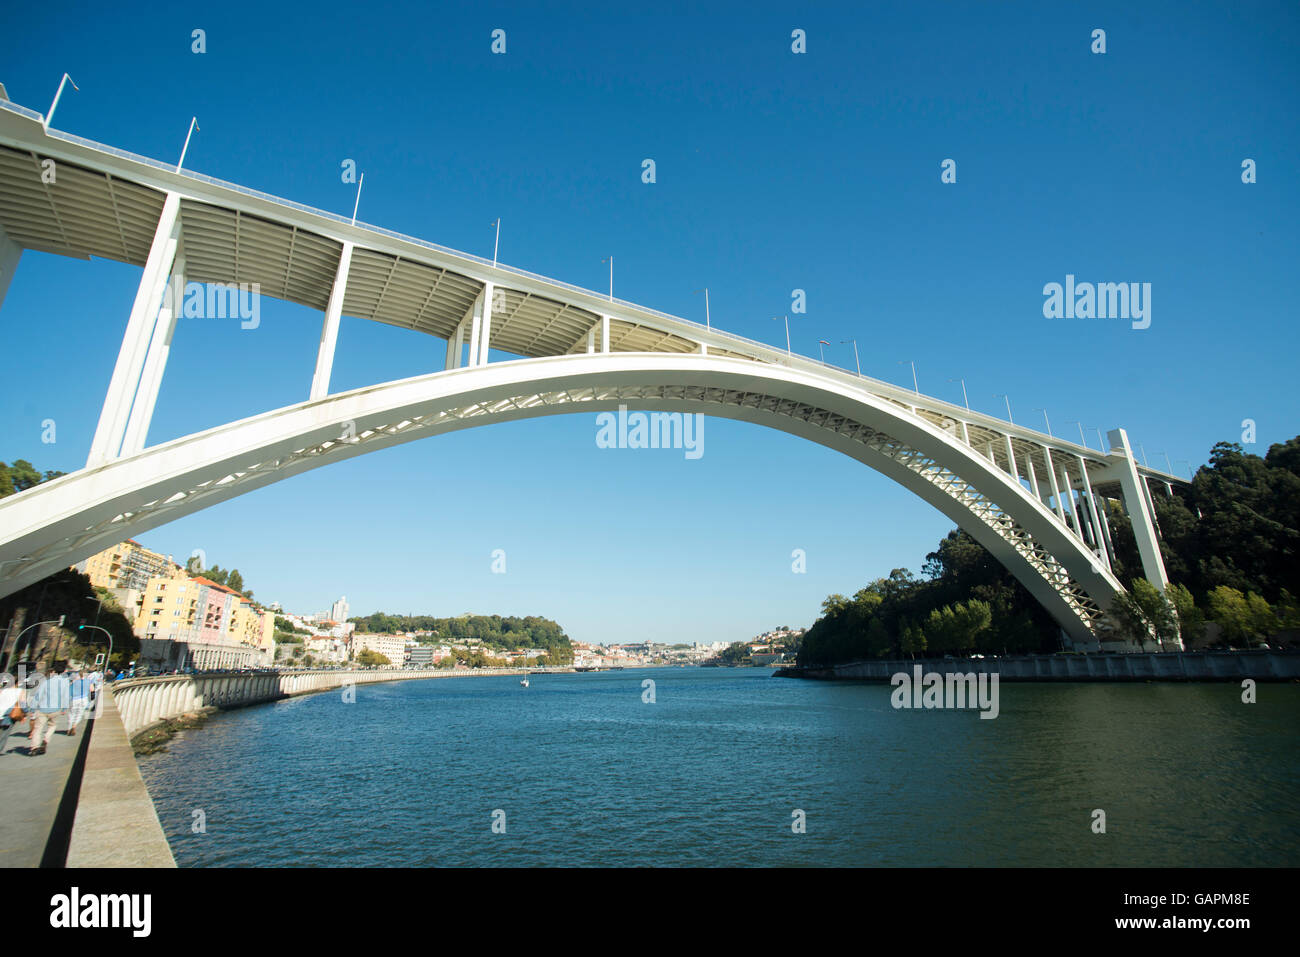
xmin=230 ymin=599 xmax=275 ymax=658
xmin=134 ymin=575 xmax=199 ymax=641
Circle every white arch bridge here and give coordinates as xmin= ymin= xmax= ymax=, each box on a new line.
xmin=0 ymin=98 xmax=1182 ymax=645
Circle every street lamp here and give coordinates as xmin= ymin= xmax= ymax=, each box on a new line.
xmin=1138 ymin=443 xmax=1150 ymax=467
xmin=771 ymin=315 xmax=791 ymax=355
xmin=841 ymin=340 xmax=861 ymax=376
xmin=817 ymin=339 xmax=830 ymax=363
xmin=1157 ymin=450 xmax=1173 ymax=473
xmin=602 ymin=256 xmax=614 ymax=301
xmin=2 ymin=615 xmax=64 ymax=673
xmin=993 ymin=393 xmax=1013 ymax=423
xmin=1066 ymin=421 xmax=1087 ymax=448
xmin=1088 ymin=426 xmax=1105 ymax=450
xmin=350 ymin=172 xmax=365 ymax=225
xmin=44 ymin=73 xmax=78 ymax=131
xmin=1033 ymin=408 xmax=1052 ymax=437
xmin=490 ymin=218 xmax=501 ymax=267
xmin=693 ymin=288 xmax=711 ymax=330
xmin=948 ymin=377 xmax=970 ymax=410
xmin=177 ymin=116 xmax=200 ymax=172
xmin=898 ymin=360 xmax=918 ymax=394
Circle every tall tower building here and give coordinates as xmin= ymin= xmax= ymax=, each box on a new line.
xmin=331 ymin=595 xmax=350 ymax=623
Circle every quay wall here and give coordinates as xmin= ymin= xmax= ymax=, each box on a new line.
xmin=112 ymin=667 xmax=564 ymax=737
xmin=782 ymin=650 xmax=1300 ymax=682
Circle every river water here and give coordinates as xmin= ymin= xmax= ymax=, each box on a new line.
xmin=136 ymin=667 xmax=1300 ymax=867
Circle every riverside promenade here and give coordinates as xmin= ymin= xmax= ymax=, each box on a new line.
xmin=0 ymin=702 xmax=89 ymax=866
xmin=1 ymin=665 xmax=572 ymax=867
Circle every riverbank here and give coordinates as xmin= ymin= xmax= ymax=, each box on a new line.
xmin=779 ymin=649 xmax=1300 ymax=682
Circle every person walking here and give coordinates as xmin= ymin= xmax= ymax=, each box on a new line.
xmin=0 ymin=678 xmax=25 ymax=756
xmin=28 ymin=667 xmax=70 ymax=756
xmin=67 ymin=670 xmax=90 ymax=736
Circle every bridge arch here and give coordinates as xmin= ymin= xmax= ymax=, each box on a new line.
xmin=0 ymin=353 xmax=1125 ymax=643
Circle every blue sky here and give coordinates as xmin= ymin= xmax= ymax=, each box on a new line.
xmin=1 ymin=1 xmax=1297 ymax=644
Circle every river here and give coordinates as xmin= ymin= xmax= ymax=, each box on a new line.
xmin=136 ymin=667 xmax=1300 ymax=866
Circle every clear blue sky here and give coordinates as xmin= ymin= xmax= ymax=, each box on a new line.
xmin=2 ymin=1 xmax=1297 ymax=644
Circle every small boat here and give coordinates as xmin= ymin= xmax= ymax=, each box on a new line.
xmin=520 ymin=676 xmax=529 ymax=687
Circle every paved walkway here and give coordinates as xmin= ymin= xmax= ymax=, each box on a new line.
xmin=0 ymin=710 xmax=84 ymax=867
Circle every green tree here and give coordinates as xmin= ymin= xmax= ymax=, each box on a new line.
xmin=1105 ymin=579 xmax=1179 ymax=648
xmin=899 ymin=622 xmax=926 ymax=658
xmin=1165 ymin=582 xmax=1203 ymax=647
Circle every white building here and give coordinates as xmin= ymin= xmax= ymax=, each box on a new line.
xmin=331 ymin=595 xmax=350 ymax=623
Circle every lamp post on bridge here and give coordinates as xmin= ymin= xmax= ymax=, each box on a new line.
xmin=817 ymin=339 xmax=830 ymax=363
xmin=490 ymin=219 xmax=501 ymax=267
xmin=1177 ymin=459 xmax=1194 ymax=480
xmin=694 ymin=288 xmax=711 ymax=331
xmin=1089 ymin=426 xmax=1105 ymax=451
xmin=43 ymin=73 xmax=78 ymax=131
xmin=177 ymin=117 xmax=200 ymax=173
xmin=1157 ymin=450 xmax=1173 ymax=474
xmin=351 ymin=173 xmax=364 ymax=225
xmin=1033 ymin=408 xmax=1053 ymax=438
xmin=899 ymin=360 xmax=918 ymax=394
xmin=602 ymin=257 xmax=614 ymax=301
xmin=993 ymin=393 xmax=1013 ymax=424
xmin=1066 ymin=421 xmax=1087 ymax=448
xmin=842 ymin=340 xmax=861 ymax=376
xmin=948 ymin=377 xmax=970 ymax=410
xmin=771 ymin=315 xmax=791 ymax=356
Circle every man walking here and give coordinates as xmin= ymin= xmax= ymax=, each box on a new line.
xmin=29 ymin=666 xmax=70 ymax=756
xmin=67 ymin=669 xmax=90 ymax=736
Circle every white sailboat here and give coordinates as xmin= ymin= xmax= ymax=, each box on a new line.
xmin=520 ymin=675 xmax=529 ymax=687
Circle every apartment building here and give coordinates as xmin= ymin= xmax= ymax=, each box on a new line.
xmin=352 ymin=632 xmax=407 ymax=666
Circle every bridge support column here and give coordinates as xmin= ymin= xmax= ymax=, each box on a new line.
xmin=477 ymin=281 xmax=494 ymax=366
xmin=601 ymin=315 xmax=610 ymax=353
xmin=1077 ymin=454 xmax=1110 ymax=571
xmin=1095 ymin=495 xmax=1118 ymax=569
xmin=586 ymin=327 xmax=595 ymax=354
xmin=1064 ymin=464 xmax=1096 ymax=547
xmin=467 ymin=290 xmax=484 ymax=367
xmin=1003 ymin=434 xmax=1018 ymax=485
xmin=87 ymin=192 xmax=182 ymax=467
xmin=1060 ymin=465 xmax=1086 ymax=542
xmin=120 ymin=247 xmax=186 ymax=456
xmin=1108 ymin=427 xmax=1169 ymax=591
xmin=1043 ymin=448 xmax=1067 ymax=524
xmin=1026 ymin=455 xmax=1041 ymax=501
xmin=0 ymin=225 xmax=20 ymax=312
xmin=310 ymin=242 xmax=354 ymax=401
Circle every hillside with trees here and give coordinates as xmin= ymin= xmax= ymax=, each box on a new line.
xmin=351 ymin=612 xmax=572 ymax=660
xmin=800 ymin=435 xmax=1300 ymax=667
